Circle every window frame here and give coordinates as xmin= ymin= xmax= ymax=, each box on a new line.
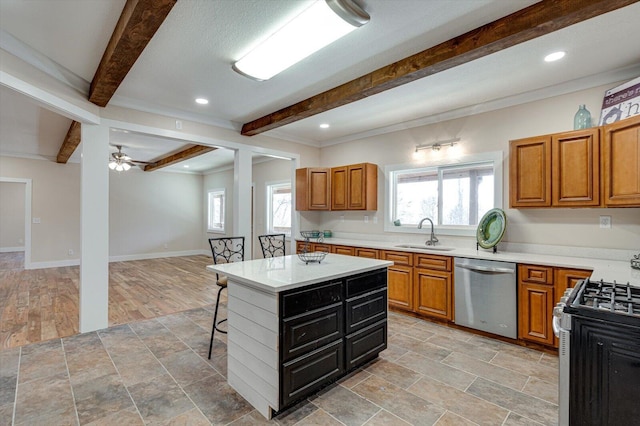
xmin=266 ymin=180 xmax=292 ymax=237
xmin=207 ymin=188 xmax=226 ymax=233
xmin=384 ymin=151 xmax=503 ymax=237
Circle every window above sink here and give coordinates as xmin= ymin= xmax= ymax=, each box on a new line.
xmin=384 ymin=151 xmax=503 ymax=237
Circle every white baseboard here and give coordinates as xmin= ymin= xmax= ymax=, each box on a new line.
xmin=108 ymin=249 xmax=210 ymax=263
xmin=25 ymin=249 xmax=210 ymax=270
xmin=0 ymin=246 xmax=25 ymax=253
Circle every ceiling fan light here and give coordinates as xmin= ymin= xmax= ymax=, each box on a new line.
xmin=115 ymin=164 xmax=124 ymax=172
xmin=122 ymin=163 xmax=132 ymax=171
xmin=233 ymin=0 xmax=369 ymax=81
xmin=108 ymin=161 xmax=118 ymax=170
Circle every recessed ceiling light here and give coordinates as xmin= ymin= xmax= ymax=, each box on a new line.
xmin=195 ymin=98 xmax=209 ymax=105
xmin=183 ymin=165 xmax=190 ymax=168
xmin=319 ymin=123 xmax=330 ymax=129
xmin=544 ymin=51 xmax=565 ymax=62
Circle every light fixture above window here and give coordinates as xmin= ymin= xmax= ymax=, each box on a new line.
xmin=415 ymin=138 xmax=460 ymax=152
xmin=233 ymin=0 xmax=369 ymax=81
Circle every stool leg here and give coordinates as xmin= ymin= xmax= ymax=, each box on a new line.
xmin=208 ymin=286 xmax=224 ymax=359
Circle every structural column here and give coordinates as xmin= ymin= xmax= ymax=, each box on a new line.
xmin=79 ymin=123 xmax=110 ymax=332
xmin=234 ymin=147 xmax=252 ymax=258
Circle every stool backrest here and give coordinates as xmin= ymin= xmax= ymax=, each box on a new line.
xmin=258 ymin=233 xmax=286 ymax=258
xmin=208 ymin=237 xmax=245 ymax=279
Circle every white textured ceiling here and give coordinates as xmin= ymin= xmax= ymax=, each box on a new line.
xmin=1 ymin=0 xmax=640 ymax=172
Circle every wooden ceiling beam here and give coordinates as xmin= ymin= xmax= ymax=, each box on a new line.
xmin=89 ymin=0 xmax=177 ymax=107
xmin=241 ymin=0 xmax=639 ymax=136
xmin=56 ymin=121 xmax=81 ymax=163
xmin=143 ymin=145 xmax=217 ymax=172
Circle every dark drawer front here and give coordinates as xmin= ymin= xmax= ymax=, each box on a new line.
xmin=345 ymin=269 xmax=387 ymax=298
xmin=282 ymin=281 xmax=343 ymax=318
xmin=281 ymin=340 xmax=344 ymax=407
xmin=282 ymin=303 xmax=343 ymax=363
xmin=346 ymin=288 xmax=387 ymax=334
xmin=345 ymin=319 xmax=387 ymax=371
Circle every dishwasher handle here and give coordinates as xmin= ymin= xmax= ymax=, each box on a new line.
xmin=456 ymin=263 xmax=515 ymax=274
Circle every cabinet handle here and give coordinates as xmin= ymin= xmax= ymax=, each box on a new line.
xmin=457 ymin=264 xmax=514 ymax=274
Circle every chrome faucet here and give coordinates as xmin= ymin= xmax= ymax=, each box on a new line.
xmin=418 ymin=217 xmax=439 ymax=246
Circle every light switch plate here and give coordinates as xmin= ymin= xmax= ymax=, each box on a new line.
xmin=599 ymin=215 xmax=611 ymax=229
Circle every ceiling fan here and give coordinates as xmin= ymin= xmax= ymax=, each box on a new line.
xmin=108 ymin=145 xmax=155 ymax=171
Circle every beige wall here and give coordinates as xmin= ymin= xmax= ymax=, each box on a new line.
xmin=318 ymin=82 xmax=640 ymax=250
xmin=0 ymin=181 xmax=26 ymax=250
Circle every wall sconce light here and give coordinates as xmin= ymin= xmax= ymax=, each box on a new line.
xmin=415 ymin=137 xmax=460 ymax=152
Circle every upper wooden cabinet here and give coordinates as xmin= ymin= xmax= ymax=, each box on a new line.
xmin=295 ymin=168 xmax=330 ymax=211
xmin=510 ymin=136 xmax=551 ymax=207
xmin=602 ymin=115 xmax=640 ymax=207
xmin=331 ymin=163 xmax=378 ymax=211
xmin=510 ymin=128 xmax=600 ymax=208
xmin=510 ymin=115 xmax=640 ymax=209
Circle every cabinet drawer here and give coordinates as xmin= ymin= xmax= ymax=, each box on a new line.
xmin=282 ymin=303 xmax=343 ymax=362
xmin=281 ymin=340 xmax=344 ymax=407
xmin=345 ymin=288 xmax=387 ymax=334
xmin=345 ymin=320 xmax=387 ymax=371
xmin=345 ymin=268 xmax=387 ymax=298
xmin=414 ymin=254 xmax=451 ymax=271
xmin=355 ymin=248 xmax=378 ymax=259
xmin=380 ymin=250 xmax=413 ymax=266
xmin=282 ymin=281 xmax=343 ymax=318
xmin=519 ymin=264 xmax=553 ymax=285
xmin=332 ymin=245 xmax=355 ymax=256
xmin=313 ymin=243 xmax=332 ymax=252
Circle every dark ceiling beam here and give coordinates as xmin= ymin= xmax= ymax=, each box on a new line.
xmin=89 ymin=0 xmax=177 ymax=107
xmin=56 ymin=121 xmax=81 ymax=163
xmin=56 ymin=0 xmax=176 ymax=163
xmin=143 ymin=145 xmax=217 ymax=172
xmin=241 ymin=0 xmax=639 ymax=136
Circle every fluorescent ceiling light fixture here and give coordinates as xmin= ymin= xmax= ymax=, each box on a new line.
xmin=233 ymin=0 xmax=369 ymax=81
xmin=195 ymin=98 xmax=209 ymax=104
xmin=319 ymin=123 xmax=330 ymax=128
xmin=544 ymin=51 xmax=565 ymax=62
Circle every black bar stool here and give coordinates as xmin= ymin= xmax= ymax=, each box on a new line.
xmin=258 ymin=233 xmax=286 ymax=258
xmin=207 ymin=236 xmax=244 ymax=359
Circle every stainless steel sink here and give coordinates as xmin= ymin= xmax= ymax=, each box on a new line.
xmin=394 ymin=244 xmax=455 ymax=251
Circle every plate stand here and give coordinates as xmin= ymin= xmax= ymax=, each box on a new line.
xmin=477 ymin=242 xmax=498 ymax=253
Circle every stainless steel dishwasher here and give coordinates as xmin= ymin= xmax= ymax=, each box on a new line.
xmin=454 ymin=257 xmax=517 ymax=339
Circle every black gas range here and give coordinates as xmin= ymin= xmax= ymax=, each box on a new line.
xmin=555 ymin=278 xmax=640 ymax=425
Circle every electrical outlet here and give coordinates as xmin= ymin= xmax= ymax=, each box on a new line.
xmin=164 ymin=243 xmax=169 ymax=249
xmin=340 ymin=215 xmax=344 ymax=223
xmin=68 ymin=249 xmax=74 ymax=256
xmin=373 ymin=216 xmax=378 ymax=224
xmin=175 ymin=120 xmax=183 ymax=130
xmin=364 ymin=215 xmax=369 ymax=223
xmin=32 ymin=217 xmax=41 ymax=224
xmin=18 ymin=238 xmax=23 ymax=244
xmin=599 ymin=215 xmax=611 ymax=229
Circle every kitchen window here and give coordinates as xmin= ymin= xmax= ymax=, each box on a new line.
xmin=385 ymin=151 xmax=503 ymax=236
xmin=207 ymin=189 xmax=225 ymax=233
xmin=267 ymin=181 xmax=292 ymax=236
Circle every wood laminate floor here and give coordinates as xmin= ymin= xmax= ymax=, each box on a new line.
xmin=0 ymin=253 xmax=218 ymax=350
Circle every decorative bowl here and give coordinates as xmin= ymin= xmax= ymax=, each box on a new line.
xmin=297 ymin=251 xmax=328 ymax=264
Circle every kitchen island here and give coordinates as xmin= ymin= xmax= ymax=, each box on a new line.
xmin=207 ymin=253 xmax=393 ymax=419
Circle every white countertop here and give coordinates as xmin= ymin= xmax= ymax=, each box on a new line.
xmin=298 ymin=237 xmax=640 ymax=287
xmin=207 ymin=254 xmax=393 ymax=293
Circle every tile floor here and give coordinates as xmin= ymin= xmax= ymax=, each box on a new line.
xmin=0 ymin=304 xmax=559 ymax=425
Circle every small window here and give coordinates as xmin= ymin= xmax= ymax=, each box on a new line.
xmin=267 ymin=182 xmax=291 ymax=236
xmin=207 ymin=189 xmax=225 ymax=232
xmin=386 ymin=152 xmax=502 ymax=236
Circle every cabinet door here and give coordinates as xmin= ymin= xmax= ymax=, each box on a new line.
xmin=331 ymin=166 xmax=348 ymax=210
xmin=518 ymin=282 xmax=554 ymax=346
xmin=414 ymin=268 xmax=452 ymax=320
xmin=603 ymin=115 xmax=640 ymax=206
xmin=347 ymin=163 xmax=377 ymax=210
xmin=387 ymin=265 xmax=413 ymax=311
xmin=552 ymin=129 xmax=601 ymax=206
xmin=296 ymin=168 xmax=330 ymax=210
xmin=509 ymin=136 xmax=551 ymax=207
xmin=554 ymin=268 xmax=591 ymax=302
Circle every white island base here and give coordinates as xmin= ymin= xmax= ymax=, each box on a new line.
xmin=208 ymin=254 xmax=392 ymax=419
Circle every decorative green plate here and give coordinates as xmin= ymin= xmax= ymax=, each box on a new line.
xmin=476 ymin=208 xmax=506 ymax=249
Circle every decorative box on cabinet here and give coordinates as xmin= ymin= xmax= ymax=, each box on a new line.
xmin=331 ymin=163 xmax=378 ymax=211
xmin=295 ymin=167 xmax=330 ymax=211
xmin=380 ymin=250 xmax=414 ymax=311
xmin=602 ymin=115 xmax=640 ymax=207
xmin=413 ymin=254 xmax=453 ymax=321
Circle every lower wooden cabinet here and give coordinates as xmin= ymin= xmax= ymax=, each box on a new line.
xmin=518 ymin=264 xmax=591 ymax=348
xmin=355 ymin=247 xmax=378 ymax=259
xmin=332 ymin=245 xmax=355 ymax=256
xmin=381 ymin=250 xmax=414 ymax=311
xmin=414 ymin=267 xmax=453 ymax=321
